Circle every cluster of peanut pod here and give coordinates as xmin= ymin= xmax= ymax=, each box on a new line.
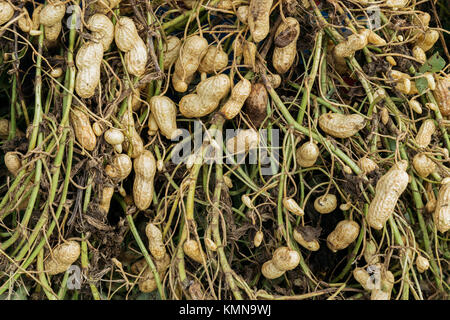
xmin=0 ymin=0 xmax=449 ymax=300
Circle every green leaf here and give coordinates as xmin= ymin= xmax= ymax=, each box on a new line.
xmin=415 ymin=75 xmax=428 ymax=94
xmin=419 ymin=52 xmax=446 ymax=74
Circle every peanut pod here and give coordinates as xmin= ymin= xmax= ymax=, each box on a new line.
xmin=149 ymin=96 xmax=181 ymax=140
xmin=220 ymin=78 xmax=252 ymax=120
xmin=272 ymin=17 xmax=300 ymax=74
xmin=172 ymin=35 xmax=209 ymax=92
xmin=318 ymin=112 xmax=366 ymax=138
xmin=367 ymin=161 xmax=409 ymax=230
xmin=179 ymin=74 xmax=230 ymax=118
xmin=133 ymin=150 xmax=156 ymax=211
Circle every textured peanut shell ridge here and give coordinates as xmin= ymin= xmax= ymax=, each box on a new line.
xmin=434 ymin=181 xmax=450 ymax=233
xmin=327 ymin=220 xmax=360 ymax=252
xmin=367 ymin=162 xmax=409 ymax=230
xmin=247 ymin=0 xmax=273 ymax=42
xmin=272 ymin=17 xmax=300 ymax=74
xmin=318 ymin=113 xmax=366 ymax=138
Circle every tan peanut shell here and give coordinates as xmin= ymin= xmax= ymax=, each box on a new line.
xmin=132 ymin=253 xmax=170 ymax=293
xmin=115 ymin=17 xmax=148 ymax=76
xmin=121 ymin=112 xmax=144 ymax=158
xmin=253 ymin=231 xmax=263 ymax=247
xmin=105 ymin=154 xmax=132 ymax=181
xmin=415 ymin=119 xmax=435 ymax=148
xmin=50 ymin=67 xmax=63 ymax=78
xmin=314 ymin=194 xmax=337 ymax=214
xmin=133 ymin=150 xmax=156 ymax=211
xmin=293 ymin=229 xmax=320 ymax=251
xmin=272 ymin=247 xmax=300 ymax=271
xmin=0 ymin=1 xmax=14 ymax=25
xmin=367 ymin=30 xmax=386 ymax=46
xmin=426 ymin=198 xmax=437 ymax=214
xmin=226 ymin=129 xmax=259 ymax=155
xmin=296 ymin=141 xmax=319 ymax=167
xmin=427 ymin=102 xmax=439 ymax=111
xmin=412 ymin=12 xmax=430 ymax=30
xmin=424 ymin=72 xmax=436 ymax=90
xmin=283 ymin=198 xmax=304 ymax=217
xmin=114 ymin=17 xmax=138 ymax=52
xmin=39 ymin=1 xmax=66 ymax=26
xmin=433 ymin=74 xmax=450 ymax=116
xmin=92 ymin=121 xmax=104 ymax=136
xmin=319 ymin=113 xmax=366 ymax=138
xmin=183 ymin=239 xmax=204 ymax=263
xmin=223 ymin=175 xmax=233 ymax=188
xmin=386 ymin=0 xmax=408 ymax=9
xmin=433 ymin=178 xmax=450 ymax=233
xmin=0 ymin=118 xmax=8 ymax=138
xmin=247 ymin=0 xmax=273 ymax=42
xmin=425 ymin=182 xmax=437 ymax=214
xmin=145 ymin=223 xmax=166 ymax=260
xmin=409 ymin=99 xmax=423 ymax=114
xmin=44 ymin=22 xmax=62 ymax=42
xmin=390 ymin=70 xmax=410 ymax=81
xmin=4 ymin=152 xmax=22 ymax=176
xmin=188 ymin=281 xmax=208 ymax=300
xmin=220 ymin=78 xmax=252 ymax=119
xmin=94 ymin=0 xmax=121 ymax=13
xmin=353 ymin=268 xmax=372 ymax=290
xmin=172 ymin=35 xmax=209 ymax=92
xmin=395 ymin=78 xmax=411 ymax=94
xmin=244 ymin=83 xmax=268 ymax=127
xmin=416 ymin=256 xmax=430 ymax=273
xmin=104 ymin=128 xmax=125 ymax=146
xmin=179 ymin=74 xmax=230 ymax=118
xmin=327 ymin=220 xmax=360 ymax=252
xmin=415 ymin=29 xmax=439 ymax=52
xmin=358 ymin=157 xmax=378 ymax=174
xmin=149 ymin=96 xmax=181 ymax=140
xmin=148 ymin=112 xmax=159 ymax=136
xmin=334 ymin=30 xmax=368 ymax=58
xmin=266 ymin=74 xmax=281 ymax=89
xmin=204 ymin=237 xmax=217 ymax=251
xmin=216 ymin=0 xmax=243 ymax=9
xmin=340 ymin=202 xmax=352 ymax=211
xmin=272 ymin=17 xmax=300 ymax=74
xmin=75 ymin=41 xmax=104 ymax=98
xmin=18 ymin=11 xmax=33 ymax=33
xmin=87 ymin=14 xmax=114 ymax=51
xmin=129 ymin=87 xmax=142 ymax=111
xmin=70 ymin=107 xmax=97 ymax=151
xmin=163 ymin=36 xmax=181 ymax=70
xmin=412 ymin=46 xmax=426 ymax=64
xmin=125 ymin=39 xmax=148 ymax=76
xmin=386 ymin=56 xmax=396 ymax=66
xmin=261 ymin=260 xmax=285 ymax=279
xmin=367 ymin=161 xmax=409 ymax=230
xmin=44 ymin=241 xmax=81 ymax=275
xmin=232 ymin=37 xmax=244 ymax=57
xmin=370 ymin=270 xmax=394 ymax=300
xmin=99 ymin=186 xmax=114 ymax=214
xmin=364 ymin=240 xmax=379 ymax=264
xmin=236 ymin=5 xmax=249 ymax=24
xmin=198 ymin=45 xmax=228 ymax=74
xmin=31 ymin=5 xmax=43 ymax=30
xmin=412 ymin=153 xmax=435 ymax=178
xmin=243 ymin=41 xmax=256 ymax=69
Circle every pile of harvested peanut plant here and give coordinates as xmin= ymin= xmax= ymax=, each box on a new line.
xmin=0 ymin=0 xmax=449 ymax=301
